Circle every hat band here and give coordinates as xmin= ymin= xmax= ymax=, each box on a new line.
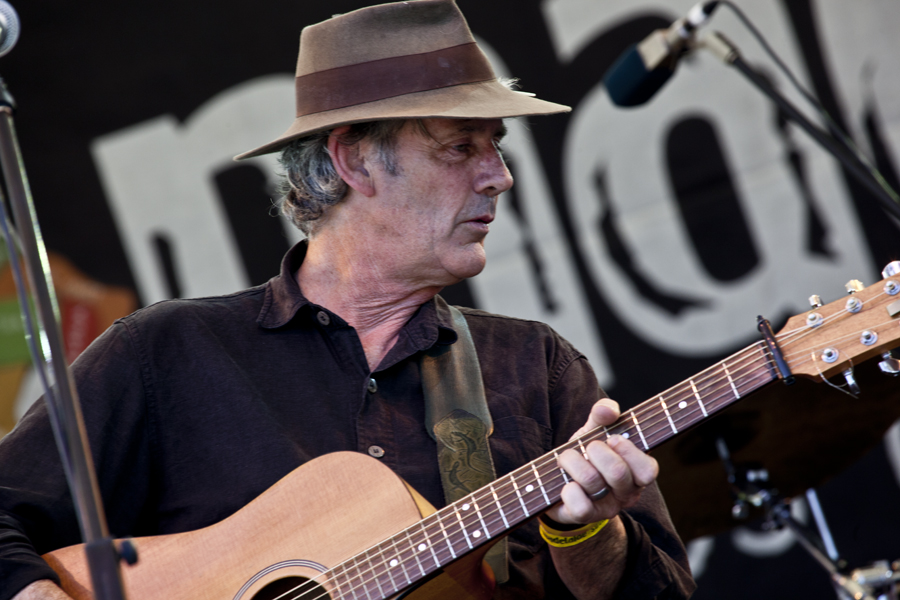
xmin=295 ymin=42 xmax=495 ymax=117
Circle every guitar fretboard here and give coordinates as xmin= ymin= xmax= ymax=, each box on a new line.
xmin=318 ymin=340 xmax=778 ymax=600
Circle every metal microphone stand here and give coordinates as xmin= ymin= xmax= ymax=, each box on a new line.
xmin=0 ymin=78 xmax=132 ymax=599
xmin=700 ymin=31 xmax=900 ymax=222
xmin=717 ymin=438 xmax=899 ymax=600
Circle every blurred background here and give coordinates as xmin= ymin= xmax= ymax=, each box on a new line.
xmin=1 ymin=0 xmax=898 ymax=597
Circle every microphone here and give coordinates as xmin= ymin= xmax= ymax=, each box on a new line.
xmin=603 ymin=1 xmax=719 ymax=107
xmin=0 ymin=1 xmax=19 ymax=58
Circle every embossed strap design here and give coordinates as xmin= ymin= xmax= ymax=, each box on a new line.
xmin=421 ymin=302 xmax=508 ymax=584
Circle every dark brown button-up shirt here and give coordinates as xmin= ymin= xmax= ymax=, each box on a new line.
xmin=0 ymin=243 xmax=694 ymax=599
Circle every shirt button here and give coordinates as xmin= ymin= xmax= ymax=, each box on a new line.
xmin=316 ymin=311 xmax=331 ymax=326
xmin=367 ymin=378 xmax=378 ymax=393
xmin=368 ymin=445 xmax=385 ymax=458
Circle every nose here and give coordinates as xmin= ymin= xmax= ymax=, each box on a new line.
xmin=475 ymin=144 xmax=514 ymax=197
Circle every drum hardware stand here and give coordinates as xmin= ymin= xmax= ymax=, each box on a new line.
xmin=716 ymin=437 xmax=899 ymax=600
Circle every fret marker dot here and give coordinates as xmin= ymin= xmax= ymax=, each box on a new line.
xmin=462 ymin=503 xmax=470 ymax=511
xmin=622 ymin=432 xmax=630 ymax=439
xmin=389 ymin=559 xmax=398 ymax=567
xmin=678 ymin=401 xmax=687 ymax=409
xmin=473 ymin=530 xmax=482 ymax=538
xmin=418 ymin=543 xmax=427 ymax=552
xmin=525 ymin=485 xmax=534 ymax=493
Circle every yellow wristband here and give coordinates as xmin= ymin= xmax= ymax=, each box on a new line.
xmin=539 ymin=518 xmax=609 ymax=548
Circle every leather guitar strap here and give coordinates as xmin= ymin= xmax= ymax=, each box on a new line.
xmin=421 ymin=301 xmax=509 ymax=584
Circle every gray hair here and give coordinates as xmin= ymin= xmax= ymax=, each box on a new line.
xmin=277 ymin=79 xmax=517 ymax=235
xmin=277 ymin=120 xmax=408 ymax=236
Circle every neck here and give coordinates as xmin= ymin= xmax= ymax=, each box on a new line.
xmin=298 ymin=235 xmax=443 ymax=371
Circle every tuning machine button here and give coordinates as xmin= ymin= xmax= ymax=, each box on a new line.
xmin=860 ymin=330 xmax=878 ymax=346
xmin=843 ymin=369 xmax=860 ymax=395
xmin=845 ymin=279 xmax=864 ymax=294
xmin=809 ymin=295 xmax=823 ymax=308
xmin=879 ymin=352 xmax=900 ymax=376
xmin=882 ymin=261 xmax=900 ymax=278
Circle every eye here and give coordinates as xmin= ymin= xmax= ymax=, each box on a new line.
xmin=493 ymin=139 xmax=507 ymax=161
xmin=452 ymin=143 xmax=473 ymax=154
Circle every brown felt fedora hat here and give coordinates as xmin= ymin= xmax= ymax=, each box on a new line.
xmin=235 ymin=0 xmax=570 ymax=160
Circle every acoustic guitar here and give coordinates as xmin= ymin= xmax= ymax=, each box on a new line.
xmin=43 ymin=268 xmax=900 ymax=600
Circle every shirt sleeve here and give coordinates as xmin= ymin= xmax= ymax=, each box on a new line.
xmin=0 ymin=322 xmax=154 ymax=600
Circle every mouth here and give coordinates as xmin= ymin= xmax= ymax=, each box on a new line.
xmin=467 ymin=213 xmax=495 ymax=226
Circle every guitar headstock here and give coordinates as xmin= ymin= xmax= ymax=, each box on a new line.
xmin=777 ymin=262 xmax=900 ymax=380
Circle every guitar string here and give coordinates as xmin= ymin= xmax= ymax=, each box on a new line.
xmin=276 ymin=290 xmax=900 ymax=600
xmin=275 ymin=345 xmax=776 ymax=600
xmin=272 ymin=343 xmax=775 ymax=600
xmin=284 ymin=337 xmax=811 ymax=600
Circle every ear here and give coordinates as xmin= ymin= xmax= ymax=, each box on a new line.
xmin=328 ymin=126 xmax=376 ymax=198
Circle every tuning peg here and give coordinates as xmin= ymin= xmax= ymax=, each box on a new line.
xmin=843 ymin=368 xmax=860 ymax=395
xmin=882 ymin=261 xmax=900 ymax=278
xmin=809 ymin=295 xmax=823 ymax=308
xmin=879 ymin=352 xmax=900 ymax=376
xmin=845 ymin=279 xmax=864 ymax=294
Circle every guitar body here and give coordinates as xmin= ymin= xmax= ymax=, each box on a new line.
xmin=43 ymin=452 xmax=495 ymax=600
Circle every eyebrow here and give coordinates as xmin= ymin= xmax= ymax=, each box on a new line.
xmin=455 ymin=120 xmax=508 ymax=140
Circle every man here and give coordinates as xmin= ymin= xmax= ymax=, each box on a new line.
xmin=2 ymin=1 xmax=695 ymax=598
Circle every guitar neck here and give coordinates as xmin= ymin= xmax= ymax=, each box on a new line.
xmin=324 ymin=340 xmax=779 ymax=599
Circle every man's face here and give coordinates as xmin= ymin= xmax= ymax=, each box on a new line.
xmin=360 ymin=117 xmax=513 ymax=288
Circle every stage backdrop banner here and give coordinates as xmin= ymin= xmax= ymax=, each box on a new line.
xmin=0 ymin=1 xmax=898 ymax=598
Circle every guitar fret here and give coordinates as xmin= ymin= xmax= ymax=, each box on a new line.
xmin=387 ymin=534 xmax=411 ymax=586
xmin=530 ymin=463 xmax=551 ymax=505
xmin=630 ymin=412 xmax=649 ymax=449
xmin=552 ymin=450 xmax=570 ymax=484
xmin=511 ymin=477 xmax=530 ymax=518
xmin=404 ymin=528 xmax=426 ymax=578
xmin=690 ymin=379 xmax=708 ymax=417
xmin=361 ymin=559 xmax=377 ymax=600
xmin=453 ymin=504 xmax=474 ymax=550
xmin=471 ymin=496 xmax=490 ymax=541
xmin=577 ymin=438 xmax=588 ymax=458
xmin=331 ymin=564 xmax=352 ymax=600
xmin=342 ymin=558 xmax=367 ymax=600
xmin=490 ymin=484 xmax=510 ymax=529
xmin=368 ymin=558 xmax=386 ymax=599
xmin=421 ymin=521 xmax=441 ymax=571
xmin=723 ymin=361 xmax=740 ymax=399
xmin=365 ymin=549 xmax=391 ymax=598
xmin=436 ymin=511 xmax=457 ymax=559
xmin=659 ymin=395 xmax=677 ymax=434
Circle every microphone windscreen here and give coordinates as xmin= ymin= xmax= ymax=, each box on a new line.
xmin=603 ymin=44 xmax=676 ymax=107
xmin=0 ymin=1 xmax=19 ymax=57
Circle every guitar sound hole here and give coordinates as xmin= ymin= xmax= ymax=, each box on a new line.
xmin=251 ymin=576 xmax=331 ymax=600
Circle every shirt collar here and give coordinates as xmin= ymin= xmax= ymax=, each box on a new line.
xmin=257 ymin=241 xmax=459 ymax=351
xmin=257 ymin=241 xmax=313 ymax=329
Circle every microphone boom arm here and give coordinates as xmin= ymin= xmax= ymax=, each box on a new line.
xmin=701 ymin=31 xmax=900 ymax=221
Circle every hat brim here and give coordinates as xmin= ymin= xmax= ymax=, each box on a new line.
xmin=234 ymin=79 xmax=570 ymax=160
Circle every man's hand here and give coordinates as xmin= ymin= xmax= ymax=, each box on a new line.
xmin=546 ymin=398 xmax=659 ymax=526
xmin=12 ymin=580 xmax=72 ymax=600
